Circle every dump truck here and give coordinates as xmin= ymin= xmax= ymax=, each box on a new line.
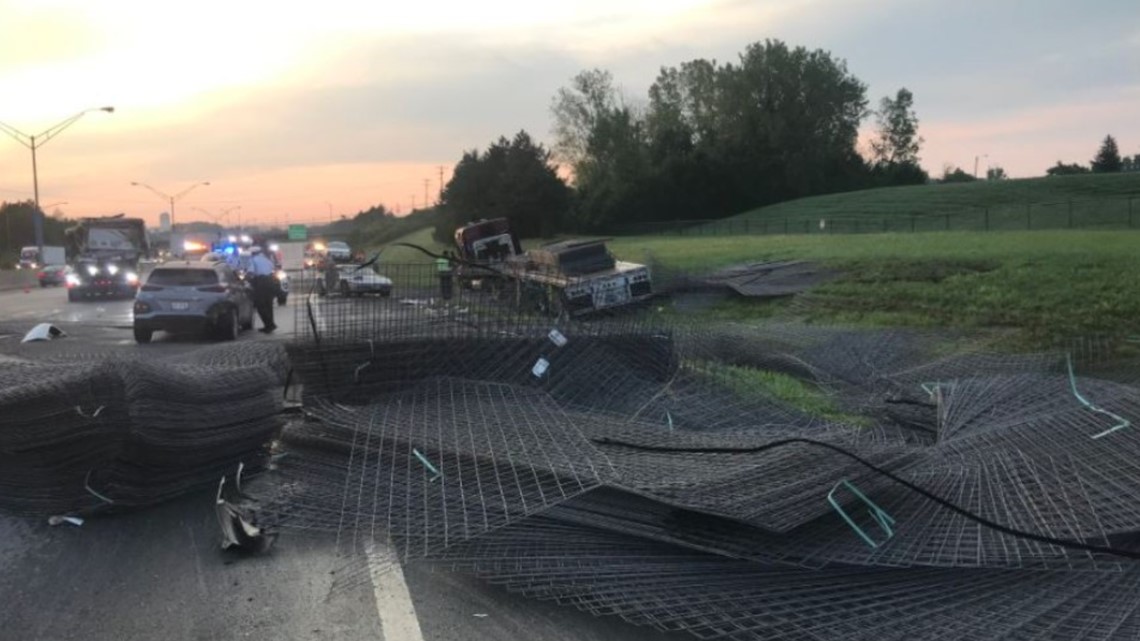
xmin=64 ymin=215 xmax=149 ymax=301
xmin=453 ymin=218 xmax=652 ymax=316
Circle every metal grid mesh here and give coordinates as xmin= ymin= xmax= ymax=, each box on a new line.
xmin=252 ymin=273 xmax=1140 ymax=639
xmin=0 ymin=348 xmax=283 ymax=516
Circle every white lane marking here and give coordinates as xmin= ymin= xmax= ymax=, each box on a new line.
xmin=365 ymin=542 xmax=426 ymax=641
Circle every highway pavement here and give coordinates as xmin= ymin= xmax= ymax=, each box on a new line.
xmin=0 ymin=278 xmax=681 ymax=641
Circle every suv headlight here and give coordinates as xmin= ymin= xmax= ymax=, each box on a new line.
xmin=66 ymin=274 xmax=81 ymax=286
xmin=107 ymin=264 xmax=119 ymax=275
xmin=276 ymin=270 xmax=287 ymax=280
xmin=125 ymin=272 xmax=139 ymax=284
xmin=86 ymin=265 xmax=98 ymax=276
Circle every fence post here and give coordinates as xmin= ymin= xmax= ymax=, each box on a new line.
xmin=1068 ymin=200 xmax=1073 ymax=229
xmin=984 ymin=207 xmax=990 ymax=231
xmin=910 ymin=214 xmax=916 ymax=233
xmin=945 ymin=213 xmax=950 ymax=231
xmin=1026 ymin=203 xmax=1031 ymax=230
xmin=882 ymin=218 xmax=887 ymax=233
xmin=1130 ymin=197 xmax=1135 ymax=228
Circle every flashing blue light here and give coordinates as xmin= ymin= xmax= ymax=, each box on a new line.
xmin=223 ymin=245 xmax=237 ymax=255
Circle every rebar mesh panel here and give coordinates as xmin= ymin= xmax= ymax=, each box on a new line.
xmin=255 ymin=377 xmax=615 ymax=560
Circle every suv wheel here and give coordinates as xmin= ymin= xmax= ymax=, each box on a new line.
xmin=133 ymin=326 xmax=153 ymax=344
xmin=219 ymin=308 xmax=239 ymax=341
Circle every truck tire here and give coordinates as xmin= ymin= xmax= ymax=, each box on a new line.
xmin=134 ymin=326 xmax=153 ymax=344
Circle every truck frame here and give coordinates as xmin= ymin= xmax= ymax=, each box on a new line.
xmin=453 ymin=218 xmax=653 ymax=316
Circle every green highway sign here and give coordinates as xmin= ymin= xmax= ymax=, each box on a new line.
xmin=287 ymin=224 xmax=307 ymax=240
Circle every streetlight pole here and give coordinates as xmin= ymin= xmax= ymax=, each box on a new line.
xmin=131 ymin=181 xmax=210 ymax=232
xmin=974 ymin=154 xmax=988 ymax=179
xmin=325 ymin=201 xmax=333 ymax=225
xmin=0 ymin=107 xmax=114 ymax=257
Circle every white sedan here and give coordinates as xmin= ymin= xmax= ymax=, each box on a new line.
xmin=318 ymin=264 xmax=393 ymax=297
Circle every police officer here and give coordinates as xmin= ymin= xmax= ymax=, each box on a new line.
xmin=248 ymin=246 xmax=277 ymax=333
xmin=437 ymin=251 xmax=454 ymax=300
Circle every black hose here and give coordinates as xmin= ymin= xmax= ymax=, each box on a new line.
xmin=592 ymin=435 xmax=1140 ymax=561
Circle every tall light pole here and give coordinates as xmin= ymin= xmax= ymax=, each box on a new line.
xmin=131 ymin=181 xmax=210 ymax=232
xmin=974 ymin=154 xmax=988 ymax=179
xmin=0 ymin=107 xmax=114 ymax=257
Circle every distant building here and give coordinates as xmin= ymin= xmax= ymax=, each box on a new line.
xmin=159 ymin=212 xmax=171 ymax=232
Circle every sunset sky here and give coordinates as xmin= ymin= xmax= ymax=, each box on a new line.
xmin=1 ymin=0 xmax=1136 ymax=227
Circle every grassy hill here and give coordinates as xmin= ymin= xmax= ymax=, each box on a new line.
xmin=683 ymin=172 xmax=1140 ymax=235
xmin=609 ymin=230 xmax=1140 ymax=347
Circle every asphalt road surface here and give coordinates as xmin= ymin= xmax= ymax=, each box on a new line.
xmin=0 ymin=279 xmax=682 ymax=641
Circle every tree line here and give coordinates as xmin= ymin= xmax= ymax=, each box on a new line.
xmin=433 ymin=39 xmax=925 ymax=239
xmin=429 ymin=39 xmax=1137 ymax=240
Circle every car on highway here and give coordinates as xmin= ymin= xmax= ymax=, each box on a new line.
xmin=317 ymin=263 xmax=393 ymax=297
xmin=325 ymin=241 xmax=352 ymax=263
xmin=131 ymin=262 xmax=255 ymax=344
xmin=36 ymin=264 xmax=71 ymax=287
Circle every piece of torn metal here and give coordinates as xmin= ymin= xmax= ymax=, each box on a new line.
xmin=215 ymin=466 xmax=276 ymax=554
xmin=48 ymin=515 xmax=84 ymax=527
xmin=21 ymin=323 xmax=67 ymax=343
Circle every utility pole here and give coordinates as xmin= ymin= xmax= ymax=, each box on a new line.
xmin=438 ymin=165 xmax=444 ymax=203
xmin=974 ymin=154 xmax=988 ymax=179
xmin=0 ymin=107 xmax=115 ymax=257
xmin=411 ymin=195 xmax=416 ymax=211
xmin=423 ymin=178 xmax=430 ymax=208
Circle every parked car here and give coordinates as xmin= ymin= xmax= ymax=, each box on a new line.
xmin=317 ymin=263 xmax=393 ymax=297
xmin=132 ymin=262 xmax=255 ymax=344
xmin=37 ymin=264 xmax=71 ymax=287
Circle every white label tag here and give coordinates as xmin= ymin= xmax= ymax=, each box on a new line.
xmin=532 ymin=357 xmax=550 ymax=378
xmin=548 ymin=329 xmax=568 ymax=347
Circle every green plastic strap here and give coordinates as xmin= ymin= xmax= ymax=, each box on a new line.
xmin=827 ymin=479 xmax=896 ymax=548
xmin=1066 ymin=354 xmax=1130 ymax=440
xmin=413 ymin=448 xmax=442 ymax=482
xmin=666 ymin=411 xmax=674 ymax=431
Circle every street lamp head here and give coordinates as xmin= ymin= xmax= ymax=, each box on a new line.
xmin=100 ymin=107 xmax=115 ymax=113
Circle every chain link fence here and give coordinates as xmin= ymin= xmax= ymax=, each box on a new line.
xmin=608 ymin=195 xmax=1140 ymax=237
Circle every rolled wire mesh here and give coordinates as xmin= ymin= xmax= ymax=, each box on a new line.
xmin=0 ymin=350 xmax=284 ymax=516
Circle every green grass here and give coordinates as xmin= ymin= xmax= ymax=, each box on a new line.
xmin=371 ymin=226 xmax=449 ymax=265
xmin=679 ymin=173 xmax=1140 ymax=235
xmin=609 ymin=230 xmax=1140 ymax=346
xmin=689 ymin=360 xmax=866 ymax=424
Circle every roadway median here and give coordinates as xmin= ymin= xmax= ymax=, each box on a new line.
xmin=0 ymin=270 xmax=38 ymax=292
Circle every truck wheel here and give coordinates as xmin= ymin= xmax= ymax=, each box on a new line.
xmin=133 ymin=327 xmax=153 ymax=344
